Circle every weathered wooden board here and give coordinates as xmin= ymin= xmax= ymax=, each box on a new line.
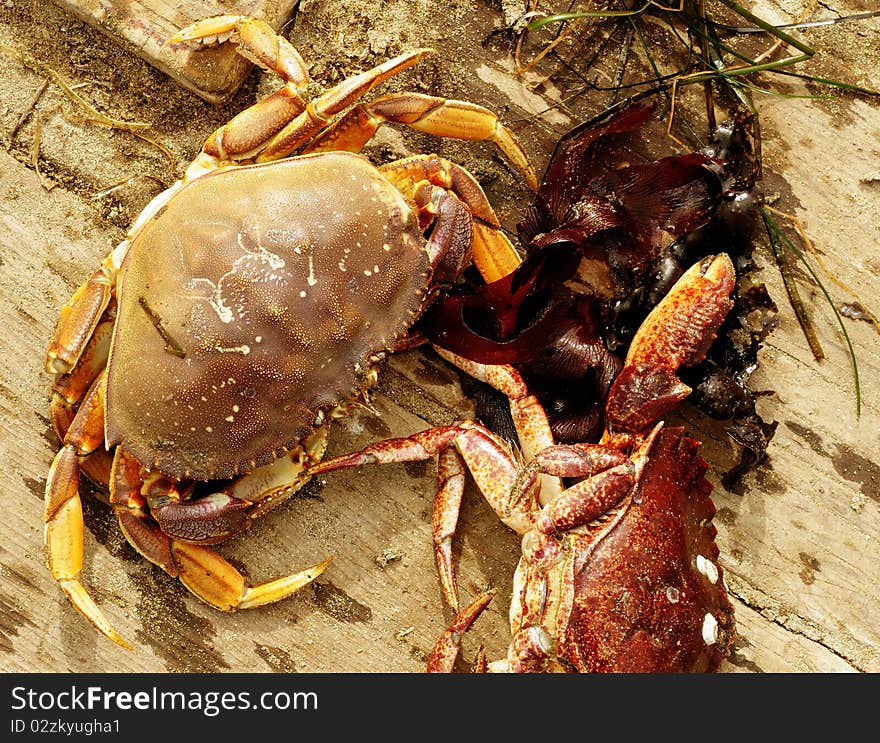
xmin=49 ymin=0 xmax=300 ymax=103
xmin=0 ymin=0 xmax=877 ymax=674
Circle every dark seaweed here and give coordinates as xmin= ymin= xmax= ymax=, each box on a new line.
xmin=422 ymin=97 xmax=778 ymax=487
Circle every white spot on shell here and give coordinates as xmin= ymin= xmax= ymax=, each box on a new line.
xmin=232 ymin=405 xmax=240 ymax=413
xmin=215 ymin=344 xmax=250 ymax=355
xmin=702 ymin=613 xmax=718 ymax=646
xmin=300 ymin=290 xmax=307 ymax=298
xmin=307 ymin=255 xmax=317 ymax=286
xmin=666 ymin=586 xmax=680 ymax=603
xmin=205 ymin=426 xmax=213 ymax=433
xmin=225 ymin=416 xmax=235 ymax=422
xmin=696 ymin=554 xmax=719 ymax=584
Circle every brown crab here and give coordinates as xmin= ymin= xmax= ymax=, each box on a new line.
xmin=43 ymin=15 xmax=538 ymax=648
xmin=311 ymin=254 xmax=738 ymax=672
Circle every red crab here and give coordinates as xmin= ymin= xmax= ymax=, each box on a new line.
xmin=312 ymin=253 xmax=737 ymax=672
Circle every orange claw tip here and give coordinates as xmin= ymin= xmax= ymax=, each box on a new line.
xmin=702 ymin=252 xmax=736 ymax=287
xmin=60 ymin=580 xmax=133 ymax=650
xmin=166 ymin=16 xmax=242 ymax=46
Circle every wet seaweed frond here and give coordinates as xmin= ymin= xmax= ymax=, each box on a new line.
xmin=518 ymin=2 xmax=874 ymax=419
xmin=759 ymin=207 xmax=823 ymax=362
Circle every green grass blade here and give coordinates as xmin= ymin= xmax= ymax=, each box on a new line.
xmin=761 ymin=207 xmax=861 ymax=416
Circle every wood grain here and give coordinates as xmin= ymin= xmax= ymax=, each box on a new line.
xmin=49 ymin=0 xmax=300 ymax=103
xmin=0 ymin=0 xmax=877 ymax=674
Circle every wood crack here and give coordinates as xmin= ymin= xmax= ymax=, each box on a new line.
xmin=724 ymin=571 xmax=878 ymax=672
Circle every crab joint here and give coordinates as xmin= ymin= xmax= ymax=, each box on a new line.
xmin=151 ymin=493 xmax=253 ymax=544
xmin=512 ymin=625 xmax=556 ymax=662
xmin=534 ymin=461 xmax=636 ymax=535
xmin=521 ymin=530 xmax=565 ymax=571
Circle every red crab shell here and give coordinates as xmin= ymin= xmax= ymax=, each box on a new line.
xmin=556 ymin=426 xmax=734 ymax=671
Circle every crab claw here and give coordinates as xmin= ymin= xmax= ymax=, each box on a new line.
xmin=605 ymin=253 xmax=736 ymax=435
xmin=626 ymin=253 xmax=736 ymax=369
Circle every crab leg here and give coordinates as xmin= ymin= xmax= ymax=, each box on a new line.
xmin=380 ymin=155 xmax=522 ymax=280
xmin=304 ymin=92 xmax=538 ymax=191
xmin=310 ymin=420 xmax=533 ymax=609
xmin=508 ymin=443 xmax=630 ymax=513
xmin=46 ymin=267 xmax=114 ymax=374
xmin=433 ymin=448 xmax=467 ymax=608
xmin=109 ymin=448 xmax=331 ymax=613
xmin=257 ymin=50 xmax=432 ymax=161
xmin=311 ymin=354 xmax=560 ymax=609
xmin=49 ymin=395 xmax=114 ymax=492
xmin=311 ymin=422 xmax=530 ymax=528
xmin=169 ymin=16 xmax=430 ymax=163
xmin=48 ymin=321 xmax=116 ymax=489
xmin=432 ymin=348 xmax=562 ymax=504
xmin=426 ymin=589 xmax=496 ymax=673
xmin=169 ymin=16 xmax=311 ymax=161
xmin=52 ymin=318 xmax=114 ymax=404
xmin=44 ymin=371 xmax=131 ymax=648
xmin=169 ymin=16 xmax=310 ymax=93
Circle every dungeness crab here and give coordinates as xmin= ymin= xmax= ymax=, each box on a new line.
xmin=312 ymin=254 xmax=738 ymax=672
xmin=43 ymin=15 xmax=538 ymax=648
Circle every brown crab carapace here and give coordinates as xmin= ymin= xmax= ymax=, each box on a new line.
xmin=43 ymin=15 xmax=539 ymax=649
xmin=312 ymin=254 xmax=738 ymax=672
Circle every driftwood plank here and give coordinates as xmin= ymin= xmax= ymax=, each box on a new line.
xmin=49 ymin=0 xmax=300 ymax=103
xmin=0 ymin=0 xmax=877 ymax=674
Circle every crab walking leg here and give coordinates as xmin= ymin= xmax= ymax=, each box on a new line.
xmin=433 ymin=448 xmax=467 ymax=610
xmin=45 ymin=447 xmax=131 ymax=649
xmin=379 ymin=155 xmax=522 ymax=281
xmin=309 ymin=421 xmax=533 ymax=609
xmin=45 ymin=267 xmax=114 ymax=374
xmin=109 ymin=448 xmax=331 ymax=613
xmin=44 ymin=371 xmax=131 ymax=648
xmin=311 ymin=422 xmax=531 ymax=526
xmin=45 ymin=234 xmax=132 ymax=375
xmin=168 ymin=16 xmax=312 ymax=161
xmin=49 ymin=320 xmax=116 ymax=489
xmin=49 ymin=396 xmax=114 ymax=491
xmin=52 ymin=319 xmax=114 ymax=405
xmin=508 ymin=443 xmax=630 ymax=514
xmin=169 ymin=16 xmax=430 ymax=163
xmin=427 ymin=589 xmax=496 ymax=673
xmin=528 ymin=423 xmax=663 ymax=537
xmin=432 ymin=348 xmax=563 ymax=505
xmin=256 ymin=50 xmax=432 ymax=162
xmin=304 ymin=92 xmax=538 ymax=191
